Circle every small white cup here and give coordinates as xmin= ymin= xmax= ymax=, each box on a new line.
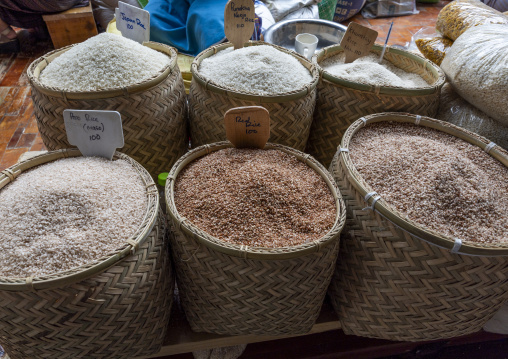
xmin=295 ymin=33 xmax=318 ymax=60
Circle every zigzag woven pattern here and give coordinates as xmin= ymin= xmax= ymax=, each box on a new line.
xmin=327 ymin=150 xmax=508 ymax=342
xmin=0 ymin=211 xmax=173 ymax=358
xmin=168 ymin=224 xmax=340 ymax=336
xmin=29 ymin=65 xmax=188 ymax=180
xmin=188 ymin=81 xmax=316 ymax=151
xmin=306 ymin=49 xmax=442 ymax=168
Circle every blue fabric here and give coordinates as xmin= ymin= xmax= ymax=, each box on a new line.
xmin=146 ymin=0 xmax=228 ymax=56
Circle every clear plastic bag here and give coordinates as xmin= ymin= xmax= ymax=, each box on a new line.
xmin=436 ymin=0 xmax=508 ymax=41
xmin=410 ymin=27 xmax=453 ymax=66
xmin=437 ymin=83 xmax=508 ymax=150
xmin=441 ymin=24 xmax=508 ymax=126
xmin=361 ymin=0 xmax=418 ymax=18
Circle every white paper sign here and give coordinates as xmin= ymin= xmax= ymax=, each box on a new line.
xmin=63 ymin=110 xmax=124 ymax=160
xmin=115 ymin=1 xmax=150 ymax=44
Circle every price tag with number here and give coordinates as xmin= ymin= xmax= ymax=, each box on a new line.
xmin=115 ymin=1 xmax=150 ymax=44
xmin=224 ymin=106 xmax=270 ymax=149
xmin=63 ymin=110 xmax=124 ymax=160
xmin=340 ymin=22 xmax=378 ymax=63
xmin=224 ymin=0 xmax=255 ymax=49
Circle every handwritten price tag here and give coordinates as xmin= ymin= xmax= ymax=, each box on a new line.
xmin=224 ymin=0 xmax=255 ymax=49
xmin=63 ymin=110 xmax=124 ymax=160
xmin=115 ymin=1 xmax=150 ymax=44
xmin=340 ymin=22 xmax=378 ymax=63
xmin=224 ymin=106 xmax=270 ymax=149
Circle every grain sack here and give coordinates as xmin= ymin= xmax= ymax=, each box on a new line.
xmin=188 ymin=42 xmax=319 ymax=151
xmin=166 ymin=142 xmax=345 ymax=336
xmin=441 ymin=24 xmax=508 ymax=126
xmin=415 ymin=36 xmax=453 ymax=66
xmin=28 ymin=33 xmax=187 ymax=180
xmin=0 ymin=150 xmax=173 ymax=359
xmin=436 ymin=0 xmax=508 ymax=41
xmin=438 ymin=83 xmax=508 ymax=150
xmin=306 ymin=44 xmax=445 ymax=167
xmin=328 ymin=113 xmax=508 ymax=342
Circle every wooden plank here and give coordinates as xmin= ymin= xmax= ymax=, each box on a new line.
xmin=142 ymin=299 xmax=340 ymax=358
xmin=42 ymin=3 xmax=95 ymax=21
xmin=43 ymin=3 xmax=98 ymax=49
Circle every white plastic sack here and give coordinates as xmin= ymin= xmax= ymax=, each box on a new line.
xmin=440 ymin=24 xmax=508 ymax=126
xmin=437 ymin=83 xmax=508 ymax=150
xmin=262 ymin=0 xmax=319 ymax=21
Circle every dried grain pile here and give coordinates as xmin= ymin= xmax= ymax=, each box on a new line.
xmin=349 ymin=122 xmax=508 ymax=244
xmin=0 ymin=157 xmax=147 ymax=278
xmin=39 ymin=33 xmax=170 ymax=92
xmin=174 ymin=148 xmax=336 ymax=248
xmin=321 ymin=53 xmax=429 ymax=88
xmin=198 ymin=45 xmax=313 ymax=95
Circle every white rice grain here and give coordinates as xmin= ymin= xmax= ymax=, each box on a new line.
xmin=198 ymin=45 xmax=313 ymax=95
xmin=321 ymin=53 xmax=429 ymax=88
xmin=0 ymin=157 xmax=147 ymax=278
xmin=40 ymin=33 xmax=170 ymax=92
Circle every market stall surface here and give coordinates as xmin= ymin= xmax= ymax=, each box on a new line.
xmin=1 ymin=1 xmax=508 ymax=358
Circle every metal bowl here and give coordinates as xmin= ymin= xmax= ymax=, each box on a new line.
xmin=263 ymin=19 xmax=347 ymax=52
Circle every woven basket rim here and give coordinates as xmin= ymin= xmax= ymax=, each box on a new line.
xmin=0 ymin=149 xmax=159 ymax=290
xmin=337 ymin=112 xmax=508 ymax=256
xmin=27 ymin=41 xmax=178 ymax=100
xmin=166 ymin=141 xmax=346 ymax=260
xmin=312 ymin=44 xmax=446 ymax=96
xmin=190 ymin=41 xmax=320 ymax=103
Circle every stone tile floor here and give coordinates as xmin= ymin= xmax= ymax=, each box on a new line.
xmin=0 ymin=1 xmax=449 ymax=171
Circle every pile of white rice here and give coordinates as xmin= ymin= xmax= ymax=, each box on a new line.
xmin=39 ymin=33 xmax=170 ymax=91
xmin=198 ymin=45 xmax=313 ymax=95
xmin=321 ymin=53 xmax=429 ymax=88
xmin=0 ymin=157 xmax=148 ymax=278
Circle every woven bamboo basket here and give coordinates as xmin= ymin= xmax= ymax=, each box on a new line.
xmin=0 ymin=149 xmax=173 ymax=358
xmin=188 ymin=41 xmax=319 ymax=151
xmin=306 ymin=44 xmax=446 ymax=167
xmin=165 ymin=142 xmax=346 ymax=336
xmin=328 ymin=112 xmax=508 ymax=342
xmin=27 ymin=42 xmax=188 ymax=180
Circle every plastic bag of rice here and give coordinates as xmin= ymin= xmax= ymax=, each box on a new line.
xmin=441 ymin=24 xmax=508 ymax=126
xmin=437 ymin=83 xmax=508 ymax=150
xmin=39 ymin=33 xmax=171 ymax=92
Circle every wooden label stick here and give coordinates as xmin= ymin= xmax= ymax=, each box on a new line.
xmin=224 ymin=106 xmax=270 ymax=149
xmin=224 ymin=0 xmax=255 ymax=49
xmin=340 ymin=22 xmax=378 ymax=64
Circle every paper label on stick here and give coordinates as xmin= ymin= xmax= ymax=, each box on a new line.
xmin=224 ymin=106 xmax=270 ymax=149
xmin=224 ymin=0 xmax=255 ymax=49
xmin=115 ymin=1 xmax=150 ymax=44
xmin=64 ymin=110 xmax=124 ymax=160
xmin=340 ymin=22 xmax=378 ymax=63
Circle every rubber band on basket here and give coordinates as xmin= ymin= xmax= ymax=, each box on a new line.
xmin=25 ymin=276 xmax=36 ymax=292
xmin=484 ymin=142 xmax=496 ymax=154
xmin=239 ymin=244 xmax=249 ymax=259
xmin=363 ymin=191 xmax=381 ymax=211
xmin=374 ymin=85 xmax=381 ymax=96
xmin=451 ymin=238 xmax=462 ymax=254
xmin=415 ymin=115 xmax=422 ymax=125
xmin=1 ymin=169 xmax=17 ymax=182
xmin=126 ymin=239 xmax=139 ymax=255
xmin=359 ymin=117 xmax=368 ymax=127
xmin=339 ymin=147 xmax=349 ymax=154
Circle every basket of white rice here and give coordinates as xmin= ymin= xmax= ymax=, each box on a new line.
xmin=306 ymin=44 xmax=445 ymax=167
xmin=329 ymin=112 xmax=508 ymax=342
xmin=0 ymin=149 xmax=173 ymax=358
xmin=27 ymin=33 xmax=187 ymax=180
xmin=188 ymin=41 xmax=319 ymax=151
